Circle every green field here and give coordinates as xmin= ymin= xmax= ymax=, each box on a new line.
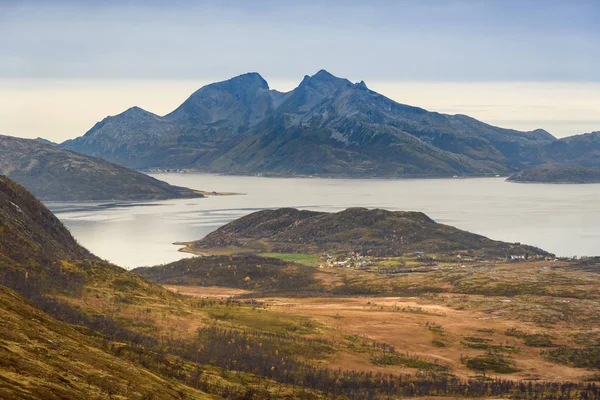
xmin=259 ymin=252 xmax=320 ymax=266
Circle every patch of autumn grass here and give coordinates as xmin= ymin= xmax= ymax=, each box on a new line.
xmin=205 ymin=304 xmax=322 ymax=336
xmin=259 ymin=252 xmax=321 ymax=266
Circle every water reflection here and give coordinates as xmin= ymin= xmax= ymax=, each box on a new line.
xmin=46 ymin=175 xmax=600 ymax=269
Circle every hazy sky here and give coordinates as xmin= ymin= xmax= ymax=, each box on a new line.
xmin=1 ymin=0 xmax=598 ymax=141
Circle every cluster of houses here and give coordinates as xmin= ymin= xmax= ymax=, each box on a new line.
xmin=318 ymin=250 xmax=432 ymax=269
xmin=319 ymin=251 xmax=371 ymax=269
xmin=153 ymin=168 xmax=187 ymax=173
xmin=509 ymin=255 xmax=579 ymax=262
xmin=315 ymin=249 xmax=594 ymax=270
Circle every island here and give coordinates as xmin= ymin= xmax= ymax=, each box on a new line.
xmin=176 ymin=207 xmax=550 ymax=260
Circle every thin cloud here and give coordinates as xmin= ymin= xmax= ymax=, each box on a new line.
xmin=0 ymin=0 xmax=598 ymax=82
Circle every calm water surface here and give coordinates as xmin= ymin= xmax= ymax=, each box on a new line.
xmin=46 ymin=174 xmax=600 ymax=269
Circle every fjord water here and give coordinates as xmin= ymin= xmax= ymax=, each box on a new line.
xmin=47 ymin=174 xmax=600 ymax=269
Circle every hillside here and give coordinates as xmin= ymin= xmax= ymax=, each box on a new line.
xmin=0 ymin=175 xmax=301 ymax=399
xmin=0 ymin=176 xmax=214 ymax=399
xmin=0 ymin=135 xmax=205 ymax=201
xmin=0 ymin=175 xmax=97 ymax=295
xmin=0 ymin=175 xmax=336 ymax=399
xmin=134 ymin=255 xmax=320 ymax=294
xmin=61 ymin=70 xmax=557 ymax=177
xmin=3 ymin=175 xmax=600 ymax=398
xmin=535 ymin=131 xmax=600 ymax=168
xmin=508 ymin=166 xmax=600 ymax=184
xmin=0 ymin=285 xmax=210 ymax=400
xmin=184 ymin=207 xmax=550 ymax=258
xmin=0 ymin=175 xmax=93 ymax=264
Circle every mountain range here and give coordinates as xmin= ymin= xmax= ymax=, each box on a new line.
xmin=61 ymin=70 xmax=599 ymax=177
xmin=0 ymin=135 xmax=205 ymax=201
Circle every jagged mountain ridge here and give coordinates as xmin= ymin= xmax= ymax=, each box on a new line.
xmin=62 ymin=69 xmax=571 ymax=176
xmin=165 ymin=72 xmax=285 ymax=139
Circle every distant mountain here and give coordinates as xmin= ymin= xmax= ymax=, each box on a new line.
xmin=0 ymin=135 xmax=204 ymax=201
xmin=508 ymin=166 xmax=600 ymax=184
xmin=183 ymin=207 xmax=550 ymax=258
xmin=536 ymin=131 xmax=600 ymax=168
xmin=62 ymin=70 xmax=558 ymax=177
xmin=34 ymin=137 xmax=56 ymax=145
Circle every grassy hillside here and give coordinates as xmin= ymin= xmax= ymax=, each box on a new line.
xmin=0 ymin=175 xmax=93 ymax=264
xmin=133 ymin=255 xmax=321 ymax=294
xmin=184 ymin=207 xmax=550 ymax=259
xmin=0 ymin=135 xmax=205 ymax=201
xmin=0 ymin=285 xmax=211 ymax=400
xmin=0 ymin=175 xmax=328 ymax=399
xmin=0 ymin=176 xmax=211 ymax=398
xmin=0 ymin=175 xmax=97 ymax=298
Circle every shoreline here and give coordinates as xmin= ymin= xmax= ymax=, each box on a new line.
xmin=146 ymin=169 xmax=510 ymax=181
xmin=507 ymin=179 xmax=600 ymax=185
xmin=194 ymin=190 xmax=245 ymax=196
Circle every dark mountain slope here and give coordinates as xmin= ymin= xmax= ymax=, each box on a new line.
xmin=187 ymin=207 xmax=550 ymax=258
xmin=210 ymin=73 xmax=502 ymax=176
xmin=0 ymin=175 xmax=94 ymax=265
xmin=61 ymin=107 xmax=185 ymax=168
xmin=165 ymin=72 xmax=285 ymax=139
xmin=60 ymin=70 xmax=558 ymax=176
xmin=0 ymin=135 xmax=204 ymax=201
xmin=0 ymin=174 xmax=98 ymax=296
xmin=210 ymin=114 xmax=492 ymax=176
xmin=62 ymin=73 xmax=286 ymax=169
xmin=267 ymin=71 xmax=553 ymax=168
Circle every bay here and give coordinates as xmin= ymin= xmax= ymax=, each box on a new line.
xmin=46 ymin=174 xmax=600 ymax=269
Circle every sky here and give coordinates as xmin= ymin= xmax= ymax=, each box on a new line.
xmin=0 ymin=0 xmax=599 ymax=142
